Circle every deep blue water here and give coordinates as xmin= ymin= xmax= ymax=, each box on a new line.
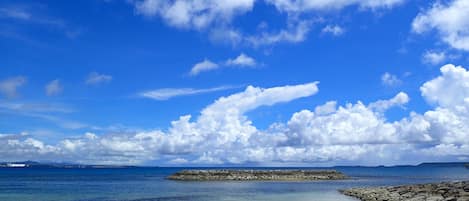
xmin=0 ymin=165 xmax=468 ymax=201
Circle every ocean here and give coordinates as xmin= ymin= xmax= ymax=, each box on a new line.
xmin=0 ymin=164 xmax=468 ymax=201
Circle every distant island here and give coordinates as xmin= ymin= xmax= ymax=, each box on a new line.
xmin=167 ymin=169 xmax=347 ymax=181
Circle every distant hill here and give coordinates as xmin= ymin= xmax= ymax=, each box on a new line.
xmin=417 ymin=162 xmax=469 ymax=167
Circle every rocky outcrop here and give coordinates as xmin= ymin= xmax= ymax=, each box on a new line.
xmin=167 ymin=169 xmax=347 ymax=181
xmin=340 ymin=181 xmax=469 ymax=201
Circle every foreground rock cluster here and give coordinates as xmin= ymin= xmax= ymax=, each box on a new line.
xmin=167 ymin=169 xmax=347 ymax=181
xmin=340 ymin=181 xmax=469 ymax=201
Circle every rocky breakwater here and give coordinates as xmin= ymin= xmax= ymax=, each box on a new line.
xmin=167 ymin=169 xmax=348 ymax=181
xmin=340 ymin=181 xmax=469 ymax=201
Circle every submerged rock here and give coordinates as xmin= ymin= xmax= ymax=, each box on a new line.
xmin=340 ymin=181 xmax=469 ymax=201
xmin=167 ymin=169 xmax=347 ymax=181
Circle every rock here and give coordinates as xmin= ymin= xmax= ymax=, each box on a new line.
xmin=340 ymin=181 xmax=469 ymax=201
xmin=167 ymin=169 xmax=348 ymax=181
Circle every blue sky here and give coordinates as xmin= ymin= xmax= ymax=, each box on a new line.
xmin=1 ymin=0 xmax=469 ymax=166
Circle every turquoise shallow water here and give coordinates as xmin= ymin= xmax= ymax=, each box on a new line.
xmin=0 ymin=165 xmax=468 ymax=201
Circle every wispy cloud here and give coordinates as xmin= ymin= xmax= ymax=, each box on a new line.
xmin=45 ymin=79 xmax=63 ymax=96
xmin=140 ymin=86 xmax=237 ymax=100
xmin=0 ymin=7 xmax=31 ymax=20
xmin=26 ymin=113 xmax=88 ymax=129
xmin=85 ymin=72 xmax=113 ymax=85
xmin=0 ymin=3 xmax=82 ymax=40
xmin=381 ymin=72 xmax=402 ymax=87
xmin=246 ymin=20 xmax=312 ymax=47
xmin=321 ymin=25 xmax=345 ymax=36
xmin=422 ymin=50 xmax=446 ymax=65
xmin=0 ymin=102 xmax=74 ymax=113
xmin=0 ymin=101 xmax=85 ymax=129
xmin=0 ymin=76 xmax=27 ymax=98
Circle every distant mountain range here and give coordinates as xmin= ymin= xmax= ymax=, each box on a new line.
xmin=0 ymin=161 xmax=141 ymax=168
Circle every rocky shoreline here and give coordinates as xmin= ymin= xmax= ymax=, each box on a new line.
xmin=340 ymin=181 xmax=469 ymax=201
xmin=167 ymin=169 xmax=347 ymax=181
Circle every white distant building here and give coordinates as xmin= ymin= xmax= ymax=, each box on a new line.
xmin=6 ymin=163 xmax=27 ymax=168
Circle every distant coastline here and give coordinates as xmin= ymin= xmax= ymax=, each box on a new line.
xmin=0 ymin=161 xmax=143 ymax=169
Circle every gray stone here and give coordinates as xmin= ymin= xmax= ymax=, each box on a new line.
xmin=340 ymin=181 xmax=469 ymax=201
xmin=167 ymin=169 xmax=348 ymax=181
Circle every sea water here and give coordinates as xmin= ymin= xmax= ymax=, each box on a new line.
xmin=0 ymin=164 xmax=468 ymax=201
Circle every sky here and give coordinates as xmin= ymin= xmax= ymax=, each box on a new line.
xmin=0 ymin=0 xmax=469 ymax=166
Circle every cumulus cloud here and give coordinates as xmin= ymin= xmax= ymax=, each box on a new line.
xmin=189 ymin=59 xmax=219 ymax=76
xmin=139 ymin=86 xmax=235 ymax=100
xmin=412 ymin=0 xmax=469 ymax=51
xmin=321 ymin=25 xmax=345 ymax=36
xmin=0 ymin=76 xmax=27 ymax=98
xmin=420 ymin=64 xmax=469 ymax=107
xmin=0 ymin=82 xmax=319 ymax=164
xmin=381 ymin=72 xmax=402 ymax=87
xmin=85 ymin=72 xmax=112 ymax=85
xmin=2 ymin=64 xmax=469 ymax=165
xmin=45 ymin=79 xmax=63 ymax=96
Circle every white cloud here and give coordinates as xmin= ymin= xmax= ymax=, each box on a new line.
xmin=0 ymin=76 xmax=27 ymax=98
xmin=381 ymin=72 xmax=402 ymax=87
xmin=0 ymin=100 xmax=85 ymax=129
xmin=246 ymin=20 xmax=311 ymax=46
xmin=132 ymin=0 xmax=403 ymax=46
xmin=225 ymin=53 xmax=257 ymax=67
xmin=168 ymin=158 xmax=189 ymax=164
xmin=85 ymin=72 xmax=112 ymax=85
xmin=189 ymin=59 xmax=219 ymax=76
xmin=3 ymin=64 xmax=469 ymax=165
xmin=422 ymin=50 xmax=446 ymax=65
xmin=140 ymin=86 xmax=235 ymax=100
xmin=321 ymin=25 xmax=345 ymax=36
xmin=0 ymin=83 xmax=319 ymax=164
xmin=420 ymin=64 xmax=469 ymax=108
xmin=190 ymin=54 xmax=257 ymax=75
xmin=368 ymin=92 xmax=409 ymax=112
xmin=314 ymin=101 xmax=337 ymax=115
xmin=265 ymin=0 xmax=405 ymax=12
xmin=45 ymin=79 xmax=63 ymax=96
xmin=412 ymin=0 xmax=469 ymax=51
xmin=133 ymin=0 xmax=255 ymax=29
xmin=0 ymin=102 xmax=73 ymax=113
xmin=0 ymin=7 xmax=31 ymax=20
